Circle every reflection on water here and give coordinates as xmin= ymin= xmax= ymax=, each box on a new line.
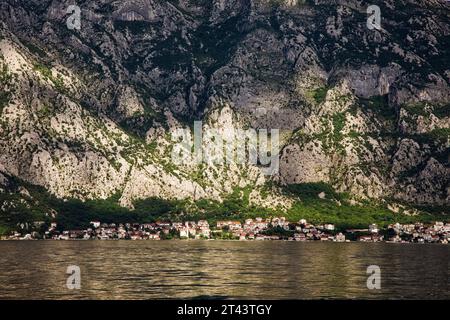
xmin=0 ymin=241 xmax=448 ymax=299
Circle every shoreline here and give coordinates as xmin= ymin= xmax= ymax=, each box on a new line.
xmin=1 ymin=238 xmax=448 ymax=244
xmin=3 ymin=219 xmax=449 ymax=244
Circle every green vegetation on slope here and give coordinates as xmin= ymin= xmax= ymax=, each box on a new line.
xmin=1 ymin=177 xmax=448 ymax=236
xmin=0 ymin=60 xmax=13 ymax=115
xmin=33 ymin=63 xmax=66 ymax=93
xmin=283 ymin=182 xmax=448 ymax=230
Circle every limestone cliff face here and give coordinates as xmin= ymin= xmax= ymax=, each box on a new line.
xmin=0 ymin=0 xmax=448 ymax=209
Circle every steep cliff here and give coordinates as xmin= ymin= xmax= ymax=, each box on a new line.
xmin=0 ymin=0 xmax=448 ymax=219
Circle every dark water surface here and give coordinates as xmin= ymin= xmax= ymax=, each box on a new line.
xmin=0 ymin=241 xmax=448 ymax=299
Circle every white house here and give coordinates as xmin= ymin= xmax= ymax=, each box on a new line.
xmin=90 ymin=221 xmax=101 ymax=228
xmin=369 ymin=224 xmax=379 ymax=233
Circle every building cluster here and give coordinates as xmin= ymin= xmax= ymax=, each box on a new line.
xmin=213 ymin=217 xmax=347 ymax=241
xmin=293 ymin=219 xmax=347 ymax=242
xmin=0 ymin=218 xmax=340 ymax=241
xmin=345 ymin=223 xmax=384 ymax=242
xmin=172 ymin=220 xmax=211 ymax=239
xmin=4 ymin=221 xmax=162 ymax=240
xmin=2 ymin=218 xmax=450 ymax=244
xmin=386 ymin=222 xmax=450 ymax=244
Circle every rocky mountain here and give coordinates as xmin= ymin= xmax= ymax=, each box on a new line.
xmin=0 ymin=0 xmax=448 ymax=219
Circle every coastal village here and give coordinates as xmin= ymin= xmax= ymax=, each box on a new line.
xmin=2 ymin=217 xmax=450 ymax=244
